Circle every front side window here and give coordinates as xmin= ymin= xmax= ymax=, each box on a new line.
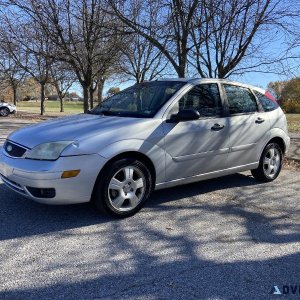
xmin=172 ymin=83 xmax=222 ymax=117
xmin=253 ymin=90 xmax=279 ymax=112
xmin=224 ymin=84 xmax=258 ymax=114
xmin=91 ymin=81 xmax=185 ymax=118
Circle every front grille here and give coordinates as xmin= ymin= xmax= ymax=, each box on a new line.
xmin=3 ymin=140 xmax=27 ymax=158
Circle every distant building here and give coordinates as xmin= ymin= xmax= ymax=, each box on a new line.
xmin=47 ymin=95 xmax=60 ymax=101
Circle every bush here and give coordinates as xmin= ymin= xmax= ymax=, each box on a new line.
xmin=282 ymin=100 xmax=300 ymax=113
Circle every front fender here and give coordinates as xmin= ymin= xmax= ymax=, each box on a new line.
xmin=98 ymin=139 xmax=166 ymax=184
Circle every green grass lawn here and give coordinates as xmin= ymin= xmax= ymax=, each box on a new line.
xmin=17 ymin=100 xmax=84 ymax=114
xmin=286 ymin=114 xmax=300 ymax=133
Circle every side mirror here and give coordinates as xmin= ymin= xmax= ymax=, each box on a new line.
xmin=168 ymin=109 xmax=200 ymax=123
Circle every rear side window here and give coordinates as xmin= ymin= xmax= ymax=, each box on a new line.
xmin=178 ymin=83 xmax=222 ymax=117
xmin=253 ymin=90 xmax=279 ymax=112
xmin=224 ymin=84 xmax=258 ymax=114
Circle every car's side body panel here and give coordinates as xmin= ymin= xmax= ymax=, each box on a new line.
xmin=258 ymin=126 xmax=290 ymax=156
xmin=155 ymin=161 xmax=259 ymax=190
xmin=224 ymin=112 xmax=271 ymax=168
xmin=162 ymin=117 xmax=230 ymax=180
xmin=98 ymin=139 xmax=167 ymax=184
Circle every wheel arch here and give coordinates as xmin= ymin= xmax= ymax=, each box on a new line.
xmin=267 ymin=137 xmax=286 ymax=154
xmin=256 ymin=128 xmax=289 ymax=163
xmin=91 ymin=151 xmax=156 ymax=200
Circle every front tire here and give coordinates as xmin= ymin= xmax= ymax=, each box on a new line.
xmin=94 ymin=158 xmax=153 ymax=217
xmin=251 ymin=142 xmax=282 ymax=182
xmin=0 ymin=108 xmax=10 ymax=117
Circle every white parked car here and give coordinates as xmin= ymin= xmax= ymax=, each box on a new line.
xmin=0 ymin=79 xmax=290 ymax=217
xmin=0 ymin=102 xmax=16 ymax=117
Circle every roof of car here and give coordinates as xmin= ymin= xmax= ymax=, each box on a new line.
xmin=157 ymin=78 xmax=265 ymax=92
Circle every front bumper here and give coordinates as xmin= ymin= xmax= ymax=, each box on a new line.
xmin=0 ymin=148 xmax=107 ymax=204
xmin=285 ymin=135 xmax=291 ymax=154
xmin=8 ymin=106 xmax=16 ymax=113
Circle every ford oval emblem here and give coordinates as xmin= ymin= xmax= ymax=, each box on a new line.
xmin=6 ymin=145 xmax=13 ymax=152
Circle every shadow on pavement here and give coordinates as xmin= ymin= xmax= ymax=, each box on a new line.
xmin=1 ymin=221 xmax=299 ymax=299
xmin=0 ymin=171 xmax=299 ymax=299
xmin=0 ymin=173 xmax=259 ymax=241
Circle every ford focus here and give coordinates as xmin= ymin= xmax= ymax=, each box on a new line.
xmin=0 ymin=79 xmax=290 ymax=217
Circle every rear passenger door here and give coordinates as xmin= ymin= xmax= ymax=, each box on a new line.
xmin=223 ymin=84 xmax=270 ymax=168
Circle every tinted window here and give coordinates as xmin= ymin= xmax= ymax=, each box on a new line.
xmin=224 ymin=85 xmax=258 ymax=114
xmin=177 ymin=84 xmax=222 ymax=117
xmin=254 ymin=90 xmax=279 ymax=112
xmin=91 ymin=81 xmax=185 ymax=118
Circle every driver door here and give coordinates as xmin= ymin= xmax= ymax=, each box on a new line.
xmin=163 ymin=83 xmax=230 ymax=181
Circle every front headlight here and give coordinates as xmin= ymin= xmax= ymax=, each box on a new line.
xmin=25 ymin=141 xmax=74 ymax=160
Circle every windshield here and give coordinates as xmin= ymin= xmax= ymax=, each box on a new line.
xmin=90 ymin=81 xmax=185 ymax=118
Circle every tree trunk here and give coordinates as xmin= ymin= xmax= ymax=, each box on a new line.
xmin=12 ymin=86 xmax=17 ymax=106
xmin=97 ymin=77 xmax=105 ymax=103
xmin=177 ymin=63 xmax=186 ymax=78
xmin=83 ymin=86 xmax=89 ymax=113
xmin=59 ymin=95 xmax=64 ymax=113
xmin=40 ymin=83 xmax=45 ymax=115
xmin=89 ymin=86 xmax=94 ymax=110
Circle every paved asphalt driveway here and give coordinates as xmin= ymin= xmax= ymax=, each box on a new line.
xmin=0 ymin=117 xmax=300 ymax=299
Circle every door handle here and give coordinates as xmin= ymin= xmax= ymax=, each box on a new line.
xmin=211 ymin=123 xmax=225 ymax=131
xmin=255 ymin=117 xmax=265 ymax=124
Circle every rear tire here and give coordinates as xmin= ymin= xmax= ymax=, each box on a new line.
xmin=251 ymin=142 xmax=282 ymax=182
xmin=93 ymin=158 xmax=153 ymax=218
xmin=0 ymin=108 xmax=10 ymax=117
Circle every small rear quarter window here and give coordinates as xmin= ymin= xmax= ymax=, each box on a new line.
xmin=254 ymin=90 xmax=279 ymax=112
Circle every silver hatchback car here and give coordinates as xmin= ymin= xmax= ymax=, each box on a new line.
xmin=0 ymin=79 xmax=290 ymax=217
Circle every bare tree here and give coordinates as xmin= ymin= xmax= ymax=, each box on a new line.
xmin=1 ymin=13 xmax=53 ymax=115
xmin=5 ymin=0 xmax=124 ymax=113
xmin=190 ymin=0 xmax=300 ymax=78
xmin=109 ymin=0 xmax=200 ymax=78
xmin=0 ymin=49 xmax=26 ymax=105
xmin=88 ymin=41 xmax=124 ymax=108
xmin=50 ymin=63 xmax=76 ymax=112
xmin=2 ymin=0 xmax=298 ymax=118
xmin=111 ymin=0 xmax=299 ymax=79
xmin=120 ymin=34 xmax=169 ymax=83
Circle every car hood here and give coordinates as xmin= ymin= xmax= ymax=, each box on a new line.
xmin=8 ymin=114 xmax=161 ymax=150
xmin=0 ymin=103 xmax=14 ymax=108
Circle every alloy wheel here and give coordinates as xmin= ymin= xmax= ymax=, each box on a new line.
xmin=263 ymin=147 xmax=281 ymax=179
xmin=108 ymin=166 xmax=146 ymax=212
xmin=0 ymin=108 xmax=9 ymax=117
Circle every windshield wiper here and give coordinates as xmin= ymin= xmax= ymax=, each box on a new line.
xmin=99 ymin=110 xmax=118 ymax=116
xmin=86 ymin=110 xmax=115 ymax=116
xmin=89 ymin=110 xmax=151 ymax=118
